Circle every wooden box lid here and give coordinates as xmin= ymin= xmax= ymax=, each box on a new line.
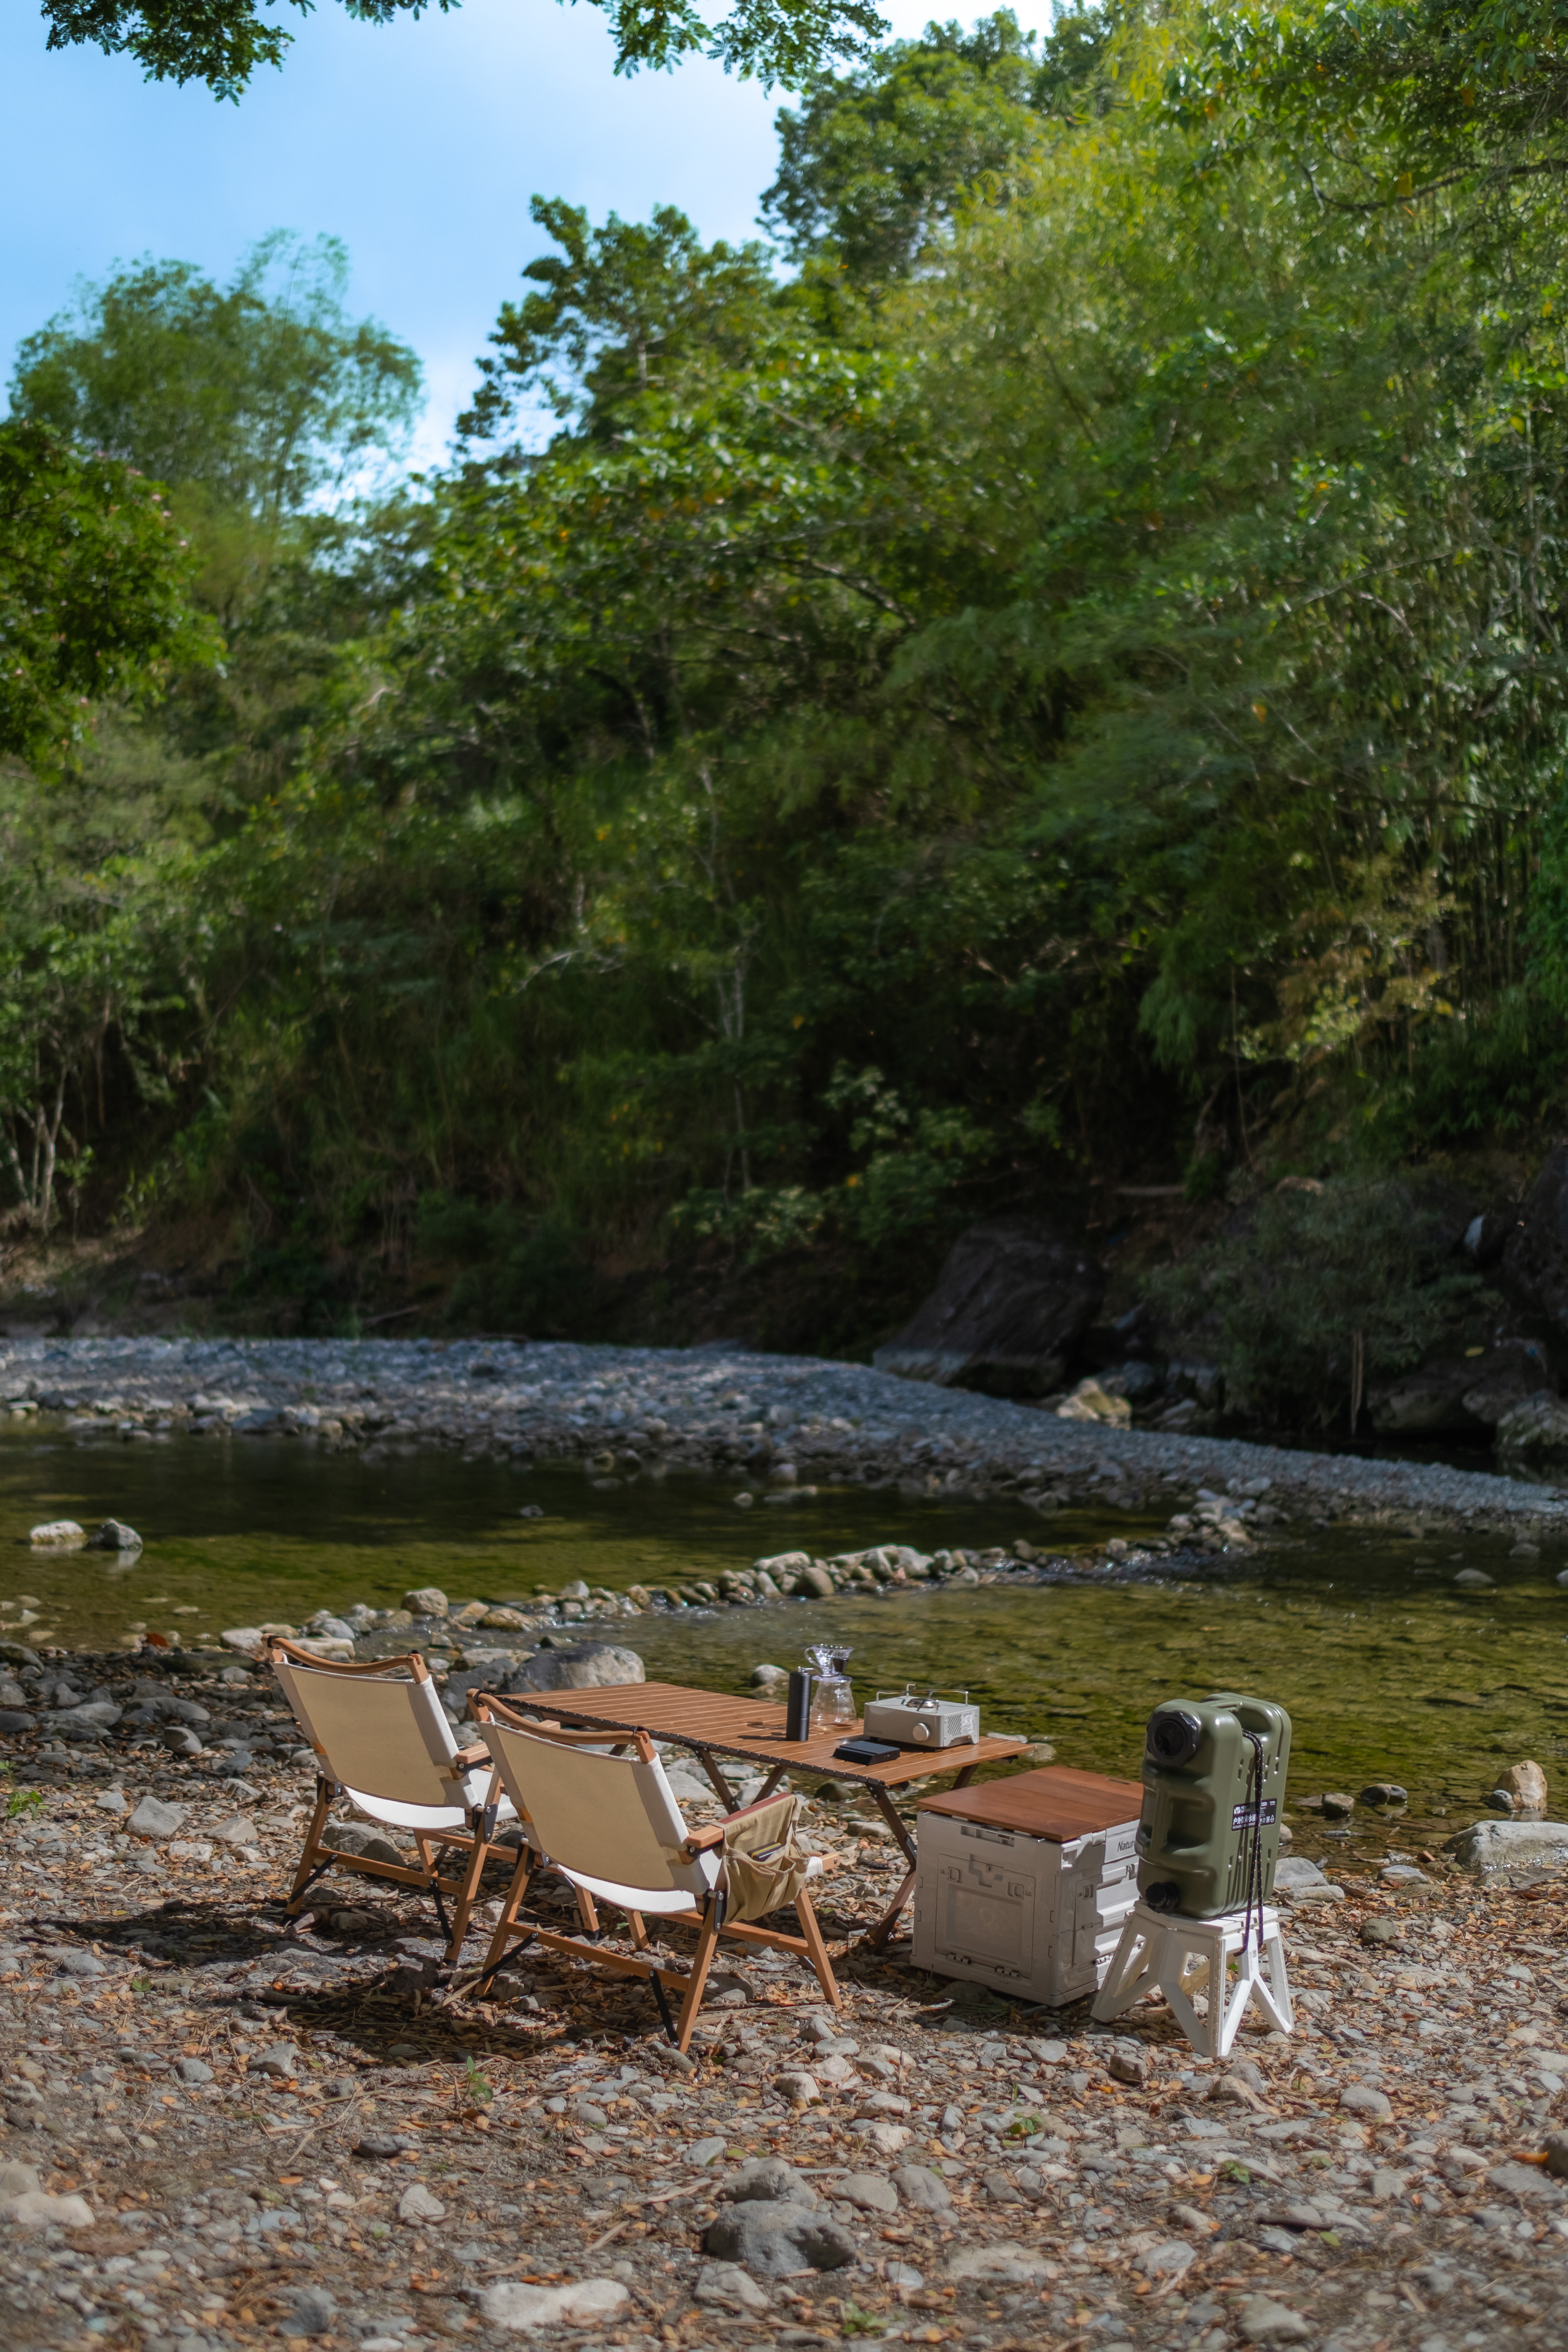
xmin=918 ymin=1764 xmax=1143 ymax=1843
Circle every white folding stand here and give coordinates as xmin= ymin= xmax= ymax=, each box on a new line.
xmin=1091 ymin=1897 xmax=1292 ymax=2060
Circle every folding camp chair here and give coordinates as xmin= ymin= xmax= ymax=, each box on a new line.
xmin=462 ymin=1694 xmax=842 ymax=2049
xmin=262 ymin=1637 xmax=517 ymax=1963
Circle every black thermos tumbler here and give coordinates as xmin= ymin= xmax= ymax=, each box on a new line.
xmin=786 ymin=1669 xmax=813 ymax=1742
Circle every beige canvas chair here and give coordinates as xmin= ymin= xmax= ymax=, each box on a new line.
xmin=462 ymin=1695 xmax=842 ymax=2049
xmin=262 ymin=1637 xmax=517 ymax=1962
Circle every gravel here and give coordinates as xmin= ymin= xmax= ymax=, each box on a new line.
xmin=2 ymin=1653 xmax=1568 ymax=2352
xmin=0 ymin=1333 xmax=1562 ymax=1540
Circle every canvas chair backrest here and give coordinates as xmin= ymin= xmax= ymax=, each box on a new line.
xmin=273 ymin=1655 xmax=464 ymax=1810
xmin=481 ymin=1717 xmax=692 ymax=1897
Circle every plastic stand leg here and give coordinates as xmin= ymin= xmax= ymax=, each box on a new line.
xmin=1090 ymin=1898 xmax=1292 ymax=2060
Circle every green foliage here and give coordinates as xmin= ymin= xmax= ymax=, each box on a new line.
xmin=1149 ymin=1181 xmax=1485 ymax=1428
xmin=418 ymin=1197 xmax=592 ymax=1334
xmin=763 ymin=9 xmax=1075 ymax=282
xmin=0 ymin=421 xmax=214 ymax=769
xmin=11 ymin=238 xmax=423 ymax=626
xmin=38 ymin=0 xmax=888 ymax=99
xmin=14 ymin=7 xmax=1568 ymax=1381
xmin=6 ymin=1786 xmax=44 ymax=1818
xmin=459 ymin=200 xmax=778 ymax=444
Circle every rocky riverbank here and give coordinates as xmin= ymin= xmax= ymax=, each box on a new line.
xmin=3 ymin=1643 xmax=1568 ymax=2352
xmin=2 ymin=1338 xmax=1566 ymax=1550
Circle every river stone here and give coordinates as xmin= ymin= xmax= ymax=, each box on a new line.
xmin=480 ymin=2279 xmax=630 ymax=2331
xmin=694 ymin=2263 xmax=772 ymax=2313
xmin=1487 ymin=2161 xmax=1560 ymax=2199
xmin=723 ymin=2159 xmax=816 ymax=2208
xmin=127 ymin=1796 xmax=187 ymax=1839
xmin=774 ymin=2069 xmax=822 ymax=2104
xmin=403 ymin=1587 xmax=449 ymax=1618
xmin=1497 ymin=1393 xmax=1568 ymax=1455
xmin=321 ymin=1821 xmax=405 ymax=1865
xmin=836 ymin=2171 xmax=898 ymax=2214
xmin=1340 ymin=2084 xmax=1392 ymax=2120
xmin=1444 ymin=1818 xmax=1568 ymax=1871
xmin=871 ymin=1212 xmax=1104 ymax=1398
xmin=1494 ymin=1760 xmax=1548 ymax=1812
xmin=28 ymin=1520 xmax=84 ymax=1548
xmin=398 ymin=2182 xmax=446 ymax=2223
xmin=508 ymin=1642 xmax=645 ymax=1692
xmin=211 ymin=1814 xmax=261 ymax=1845
xmin=86 ymin=1519 xmax=142 ymax=1551
xmin=704 ymin=2203 xmax=856 ymax=2276
xmin=7 ymin=2191 xmax=95 ymax=2229
xmin=46 ymin=1948 xmax=104 ymax=1978
xmin=1236 ymin=2295 xmax=1312 ymax=2344
xmin=893 ymin=2165 xmax=952 ymax=2213
xmin=1137 ymin=2240 xmax=1196 ymax=2282
xmin=279 ymin=2286 xmax=335 ymax=2337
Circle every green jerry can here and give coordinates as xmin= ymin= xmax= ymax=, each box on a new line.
xmin=1135 ymin=1691 xmax=1292 ymax=1919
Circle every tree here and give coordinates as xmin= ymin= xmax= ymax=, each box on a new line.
xmin=1166 ymin=0 xmax=1568 ymax=208
xmin=0 ymin=421 xmax=216 ymax=773
xmin=458 ymin=199 xmax=778 ymax=446
xmin=10 ymin=234 xmax=423 ymax=542
xmin=762 ymin=9 xmax=1112 ymax=283
xmin=37 ymin=0 xmax=888 ymax=102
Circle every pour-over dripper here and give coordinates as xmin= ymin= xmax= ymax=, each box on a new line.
xmin=807 ymin=1643 xmax=855 ymax=1732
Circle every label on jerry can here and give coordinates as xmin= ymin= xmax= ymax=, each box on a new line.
xmin=1231 ymin=1798 xmax=1279 ymax=1830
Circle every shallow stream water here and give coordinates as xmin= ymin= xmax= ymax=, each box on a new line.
xmin=2 ymin=1432 xmax=1565 ymax=1855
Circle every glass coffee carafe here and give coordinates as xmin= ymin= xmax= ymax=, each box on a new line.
xmin=807 ymin=1643 xmax=855 ymax=1733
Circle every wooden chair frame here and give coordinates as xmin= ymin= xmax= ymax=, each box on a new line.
xmin=463 ymin=1693 xmax=842 ymax=2049
xmin=262 ymin=1637 xmax=514 ymax=1963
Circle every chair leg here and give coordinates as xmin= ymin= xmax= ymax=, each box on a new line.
xmin=576 ymin=1886 xmax=600 ymax=1934
xmin=444 ymin=1822 xmax=492 ymax=1964
xmin=673 ymin=1898 xmax=723 ymax=2054
xmin=627 ymin=1911 xmax=650 ymax=1951
xmin=794 ymin=1889 xmax=843 ymax=2012
xmin=477 ymin=1850 xmax=535 ymax=1985
xmin=285 ymin=1778 xmax=334 ymax=1913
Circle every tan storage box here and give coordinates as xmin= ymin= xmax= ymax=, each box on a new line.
xmin=913 ymin=1766 xmax=1143 ymax=2007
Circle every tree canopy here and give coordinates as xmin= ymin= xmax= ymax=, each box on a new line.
xmin=38 ymin=0 xmax=888 ymax=100
xmin=10 ymin=3 xmax=1568 ymax=1398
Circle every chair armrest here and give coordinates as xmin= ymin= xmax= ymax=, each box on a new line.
xmin=682 ymin=1792 xmax=796 ymax=1855
xmin=450 ymin=1744 xmax=490 ymax=1772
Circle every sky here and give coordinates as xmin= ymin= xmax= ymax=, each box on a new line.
xmin=0 ymin=0 xmax=938 ymax=466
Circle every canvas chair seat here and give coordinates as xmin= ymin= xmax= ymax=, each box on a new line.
xmin=464 ymin=1698 xmax=842 ymax=2050
xmin=262 ymin=1637 xmax=515 ymax=1962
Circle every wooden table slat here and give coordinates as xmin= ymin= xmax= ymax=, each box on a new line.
xmin=918 ymin=1764 xmax=1144 ymax=1842
xmin=494 ymin=1678 xmax=1028 ymax=1788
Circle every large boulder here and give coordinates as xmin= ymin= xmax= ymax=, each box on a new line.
xmin=505 ymin=1642 xmax=645 ymax=1693
xmin=873 ymin=1215 xmax=1104 ymax=1397
xmin=1443 ymin=1818 xmax=1568 ymax=1872
xmin=1370 ymin=1344 xmax=1553 ymax=1437
xmin=1494 ymin=1393 xmax=1568 ymax=1458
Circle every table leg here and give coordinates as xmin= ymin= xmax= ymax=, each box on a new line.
xmin=859 ymin=1785 xmax=919 ymax=1950
xmin=755 ymin=1766 xmax=787 ymax=1804
xmin=865 ymin=1867 xmax=916 ymax=1951
xmin=694 ymin=1748 xmax=742 ymax=1810
xmin=867 ymin=1785 xmax=917 ymax=1867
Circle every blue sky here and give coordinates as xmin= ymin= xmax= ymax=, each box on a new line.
xmin=1 ymin=0 xmax=936 ymax=465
